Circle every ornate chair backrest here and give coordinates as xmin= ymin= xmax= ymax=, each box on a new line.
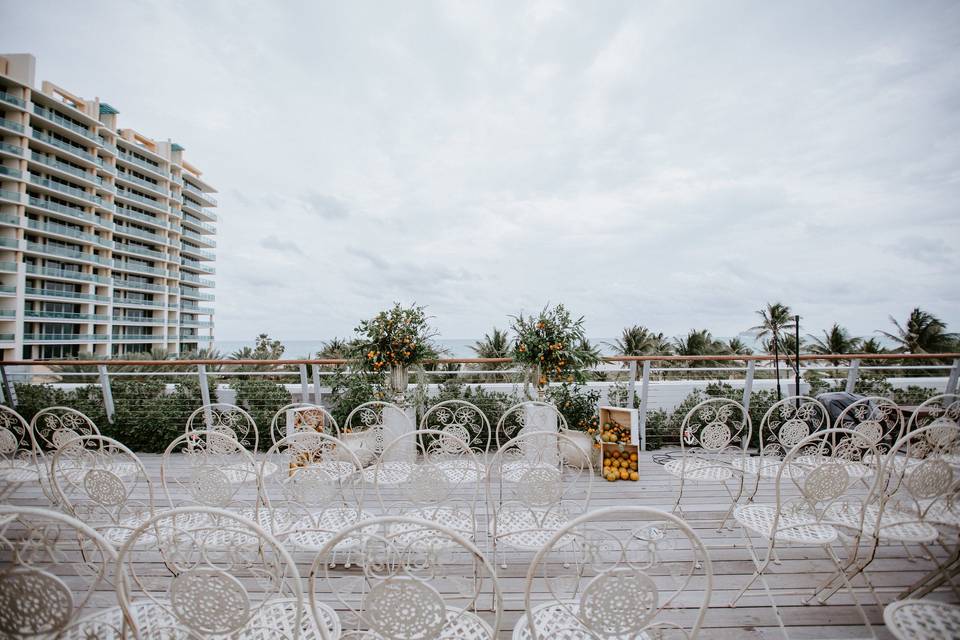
xmin=0 ymin=405 xmax=38 ymax=480
xmin=185 ymin=402 xmax=259 ymax=452
xmin=420 ymin=399 xmax=492 ymax=458
xmin=161 ymin=430 xmax=257 ymax=510
xmin=772 ymin=428 xmax=885 ymax=538
xmin=270 ymin=402 xmax=340 ymax=447
xmin=679 ymin=398 xmax=751 ymax=457
xmin=343 ymin=401 xmax=411 ymax=459
xmin=258 ymin=431 xmax=365 ymax=536
xmin=522 ymin=506 xmax=712 ymax=639
xmin=116 ymin=506 xmax=306 ymax=639
xmin=0 ymin=505 xmax=118 ymax=639
xmin=309 ymin=516 xmax=502 ymax=638
xmin=488 ymin=431 xmax=592 ymax=527
xmin=374 ymin=429 xmax=481 ymax=523
xmin=757 ymin=396 xmax=830 ymax=460
xmin=29 ymin=406 xmax=99 ymax=452
xmin=882 ymin=421 xmax=960 ymax=528
xmin=50 ymin=435 xmax=154 ymax=534
xmin=833 ymin=396 xmax=904 ymax=457
xmin=906 ymin=393 xmax=960 ymax=434
xmin=494 ymin=401 xmax=569 ymax=450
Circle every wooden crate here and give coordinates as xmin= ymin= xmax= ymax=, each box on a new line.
xmin=599 ymin=406 xmax=640 ymax=482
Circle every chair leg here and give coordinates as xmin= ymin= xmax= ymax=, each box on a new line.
xmin=730 ymin=526 xmax=773 ymax=607
xmin=718 ymin=480 xmax=739 ymax=532
xmin=824 ymin=544 xmax=876 ymax=638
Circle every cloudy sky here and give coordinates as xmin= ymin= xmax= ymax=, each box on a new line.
xmin=4 ymin=0 xmax=959 ymax=342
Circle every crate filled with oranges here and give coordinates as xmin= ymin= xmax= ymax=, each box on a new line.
xmin=598 ymin=406 xmax=640 ymax=482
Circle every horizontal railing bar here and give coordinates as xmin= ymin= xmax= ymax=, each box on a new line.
xmin=1 ymin=352 xmax=957 ymax=367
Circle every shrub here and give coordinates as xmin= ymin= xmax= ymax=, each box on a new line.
xmin=546 ymin=383 xmax=600 ymax=433
xmin=229 ymin=378 xmax=292 ymax=448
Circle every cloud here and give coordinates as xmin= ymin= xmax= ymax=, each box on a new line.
xmin=6 ymin=1 xmax=958 ymax=341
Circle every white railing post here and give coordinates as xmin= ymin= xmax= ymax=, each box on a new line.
xmin=97 ymin=365 xmax=115 ymax=423
xmin=638 ymin=361 xmax=651 ymax=451
xmin=947 ymin=358 xmax=960 ymax=396
xmin=311 ymin=364 xmax=323 ymax=405
xmin=742 ymin=360 xmax=755 ymax=412
xmin=298 ymin=364 xmax=309 ymax=403
xmin=626 ymin=360 xmax=638 ymax=407
xmin=197 ymin=364 xmax=213 ymax=429
xmin=845 ymin=359 xmax=861 ymax=394
xmin=0 ymin=365 xmax=14 ymax=407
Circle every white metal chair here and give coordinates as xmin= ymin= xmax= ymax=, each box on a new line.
xmin=373 ymin=429 xmax=483 ymax=548
xmin=49 ymin=434 xmax=156 ymax=548
xmin=270 ymin=402 xmax=340 ymax=447
xmin=344 ymin=401 xmax=415 ymax=483
xmin=834 ymin=396 xmax=905 ymax=455
xmin=513 ymin=506 xmax=713 ymax=639
xmin=258 ymin=430 xmax=372 ymax=558
xmin=309 ymin=515 xmax=503 ymax=639
xmin=0 ymin=505 xmax=119 ymax=639
xmin=730 ymin=427 xmax=885 ymax=638
xmin=494 ymin=400 xmax=568 ymax=452
xmin=487 ymin=430 xmax=592 ymax=569
xmin=662 ymin=398 xmax=752 ymax=530
xmin=87 ymin=506 xmax=337 ymax=639
xmin=906 ymin=393 xmax=960 ymax=468
xmin=884 ymin=598 xmax=960 ymax=639
xmin=732 ymin=395 xmax=831 ymax=496
xmin=0 ymin=405 xmax=42 ymax=496
xmin=185 ymin=403 xmax=273 ymax=483
xmin=420 ymin=399 xmax=493 ymax=481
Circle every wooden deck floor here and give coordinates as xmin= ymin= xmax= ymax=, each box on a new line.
xmin=4 ymin=449 xmax=958 ymax=639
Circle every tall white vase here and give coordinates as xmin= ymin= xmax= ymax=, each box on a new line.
xmin=522 ymin=400 xmax=559 ymax=466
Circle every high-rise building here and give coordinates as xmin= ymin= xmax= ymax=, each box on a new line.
xmin=0 ymin=54 xmax=216 ymax=360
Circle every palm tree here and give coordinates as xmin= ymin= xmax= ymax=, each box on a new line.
xmin=316 ymin=338 xmax=352 ymax=360
xmin=751 ymin=302 xmax=793 ymax=399
xmin=879 ymin=308 xmax=958 ymax=354
xmin=672 ymin=329 xmax=726 ymax=366
xmin=725 ymin=337 xmax=753 ymax=356
xmin=860 ymin=337 xmax=887 ymax=354
xmin=807 ymin=323 xmax=862 ymax=362
xmin=607 ymin=325 xmax=673 ymax=356
xmin=471 ymin=327 xmax=511 ymax=360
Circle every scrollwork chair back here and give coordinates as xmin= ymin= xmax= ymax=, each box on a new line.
xmin=517 ymin=506 xmax=712 ymax=639
xmin=494 ymin=401 xmax=568 ymax=451
xmin=50 ymin=435 xmax=155 ymax=547
xmin=309 ymin=515 xmax=503 ymax=639
xmin=29 ymin=406 xmax=99 ymax=453
xmin=258 ymin=430 xmax=369 ymax=552
xmin=116 ymin=506 xmax=325 ymax=639
xmin=185 ymin=402 xmax=260 ymax=452
xmin=161 ymin=430 xmax=258 ymax=510
xmin=833 ymin=396 xmax=904 ymax=458
xmin=0 ymin=505 xmax=118 ymax=639
xmin=270 ymin=402 xmax=340 ymax=448
xmin=344 ymin=401 xmax=411 ymax=462
xmin=0 ymin=405 xmax=41 ymax=489
xmin=420 ymin=399 xmax=492 ymax=459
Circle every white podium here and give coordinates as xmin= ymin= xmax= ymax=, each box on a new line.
xmin=382 ymin=404 xmax=417 ymax=462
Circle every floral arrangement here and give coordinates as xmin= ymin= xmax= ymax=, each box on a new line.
xmin=511 ymin=304 xmax=600 ymax=389
xmin=352 ymin=303 xmax=437 ymax=372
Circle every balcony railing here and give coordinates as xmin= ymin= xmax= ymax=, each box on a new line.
xmin=0 ymin=91 xmax=26 ymax=108
xmin=29 ymin=175 xmax=105 ymax=206
xmin=25 ymin=310 xmax=111 ymax=321
xmin=30 ymin=152 xmax=105 ymax=186
xmin=112 ymin=278 xmax=168 ymax=293
xmin=25 ymin=242 xmax=111 ymax=265
xmin=22 ymin=333 xmax=110 ymax=341
xmin=26 ymin=265 xmax=110 ymax=284
xmin=117 ymin=151 xmax=168 ymax=177
xmin=0 ymin=142 xmax=24 ymax=157
xmin=116 ymin=171 xmax=168 ymax=196
xmin=0 ymin=117 xmax=25 ymax=133
xmin=27 ymin=196 xmax=104 ymax=226
xmin=32 ymin=105 xmax=100 ymax=143
xmin=23 ymin=287 xmax=111 ymax=302
xmin=112 ymin=260 xmax=167 ymax=277
xmin=112 ymin=297 xmax=168 ymax=308
xmin=25 ymin=219 xmax=109 ymax=246
xmin=31 ymin=130 xmax=100 ymax=165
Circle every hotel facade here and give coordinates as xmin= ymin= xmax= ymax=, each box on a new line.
xmin=0 ymin=54 xmax=216 ymax=360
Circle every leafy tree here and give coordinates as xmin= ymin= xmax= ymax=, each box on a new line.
xmin=725 ymin=337 xmax=753 ymax=356
xmin=316 ymin=338 xmax=352 ymax=360
xmin=672 ymin=329 xmax=726 ymax=366
xmin=471 ymin=327 xmax=511 ymax=360
xmin=231 ymin=333 xmax=285 ymax=360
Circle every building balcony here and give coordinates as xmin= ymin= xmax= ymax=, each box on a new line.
xmin=31 ymin=105 xmax=101 ymax=144
xmin=24 ymin=241 xmax=111 ymax=266
xmin=0 ymin=117 xmax=25 ymax=134
xmin=112 ymin=297 xmax=168 ymax=308
xmin=23 ymin=286 xmax=111 ymax=302
xmin=26 ymin=195 xmax=105 ymax=227
xmin=114 ymin=188 xmax=167 ymax=214
xmin=0 ymin=141 xmax=24 ymax=158
xmin=116 ymin=151 xmax=168 ymax=179
xmin=112 ymin=260 xmax=168 ymax=277
xmin=30 ymin=130 xmax=100 ymax=167
xmin=24 ymin=310 xmax=111 ymax=322
xmin=30 ymin=152 xmax=105 ymax=187
xmin=0 ymin=91 xmax=27 ymax=109
xmin=25 ymin=265 xmax=110 ymax=285
xmin=23 ymin=333 xmax=110 ymax=342
xmin=112 ymin=278 xmax=168 ymax=293
xmin=115 ymin=171 xmax=168 ymax=197
xmin=25 ymin=219 xmax=110 ymax=247
xmin=112 ymin=242 xmax=168 ymax=261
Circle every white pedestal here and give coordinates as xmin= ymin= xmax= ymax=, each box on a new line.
xmin=522 ymin=403 xmax=559 ymax=465
xmin=382 ymin=405 xmax=416 ymax=462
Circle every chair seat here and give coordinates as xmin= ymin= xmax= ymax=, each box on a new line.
xmin=493 ymin=510 xmax=573 ymax=550
xmin=0 ymin=461 xmax=41 ymax=482
xmin=734 ymin=504 xmax=838 ymax=545
xmin=500 ymin=461 xmax=557 ymax=483
xmin=66 ymin=597 xmax=339 ymax=639
xmin=795 ymin=455 xmax=873 ymax=480
xmin=350 ymin=606 xmax=494 ymax=639
xmin=512 ymin=601 xmax=651 ymax=640
xmin=883 ymin=598 xmax=960 ymax=640
xmin=730 ymin=456 xmax=783 ymax=478
xmin=436 ymin=459 xmax=486 ymax=483
xmin=223 ymin=461 xmax=277 ymax=484
xmin=284 ymin=508 xmax=376 ymax=550
xmin=663 ymin=457 xmax=733 ymax=482
xmin=362 ymin=461 xmax=414 ymax=485
xmin=389 ymin=507 xmax=476 ymax=548
xmin=824 ymin=502 xmax=940 ymax=543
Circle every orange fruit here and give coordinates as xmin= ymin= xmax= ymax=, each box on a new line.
xmin=630 ymin=453 xmax=638 ymax=461
xmin=619 ymin=469 xmax=629 ymax=480
xmin=630 ymin=471 xmax=639 ymax=481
